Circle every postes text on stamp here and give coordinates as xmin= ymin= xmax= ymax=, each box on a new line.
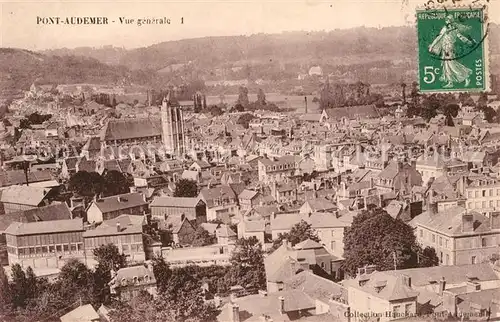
xmin=417 ymin=7 xmax=489 ymax=93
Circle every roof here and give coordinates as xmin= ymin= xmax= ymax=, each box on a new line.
xmin=0 ymin=169 xmax=54 ymax=187
xmin=60 ymin=304 xmax=100 ymax=322
xmin=344 ymin=271 xmax=419 ymax=302
xmin=200 ymin=185 xmax=236 ymax=207
xmin=294 ymin=239 xmax=323 ymax=250
xmin=150 ymin=196 xmax=203 ymax=208
xmin=101 ymin=118 xmax=161 ymax=141
xmin=239 ymin=189 xmax=259 ymax=200
xmin=92 ymin=193 xmax=147 ymax=214
xmin=216 ymin=224 xmax=237 ymax=238
xmin=82 ymin=136 xmax=101 ymax=152
xmin=323 ymin=105 xmax=379 ymax=120
xmin=302 ymin=197 xmax=336 ymax=212
xmin=284 ymin=270 xmax=347 ymax=303
xmin=0 ymin=203 xmax=72 ymax=231
xmin=84 ymin=214 xmax=144 ymax=237
xmin=410 ymin=206 xmax=495 ymax=237
xmin=217 ymin=290 xmax=315 ymax=322
xmin=5 ymin=218 xmax=83 ymax=236
xmin=244 ymin=219 xmax=266 ymax=232
xmin=383 ymin=263 xmax=499 ymax=287
xmin=0 ymin=185 xmax=51 ymax=206
xmin=112 ymin=265 xmax=156 ymax=284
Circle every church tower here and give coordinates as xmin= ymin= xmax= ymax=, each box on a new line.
xmin=161 ymin=92 xmax=185 ymax=158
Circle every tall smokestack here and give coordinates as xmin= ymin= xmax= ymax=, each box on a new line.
xmin=304 ymin=96 xmax=308 ymax=114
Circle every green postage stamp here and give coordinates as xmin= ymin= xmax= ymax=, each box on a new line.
xmin=416 ymin=6 xmax=489 ymax=93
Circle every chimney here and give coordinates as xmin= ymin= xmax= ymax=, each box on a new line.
xmin=365 ymin=264 xmax=377 ymax=275
xmin=116 ymin=222 xmax=121 ymax=232
xmin=439 ymin=277 xmax=446 ymax=295
xmin=278 ymin=296 xmax=285 ymax=315
xmin=402 ymin=274 xmax=411 ymax=288
xmin=462 ymin=213 xmax=474 ymax=233
xmin=466 ymin=281 xmax=481 ymax=293
xmin=491 ymin=212 xmax=500 ymax=230
xmin=231 ymin=303 xmax=240 ymax=322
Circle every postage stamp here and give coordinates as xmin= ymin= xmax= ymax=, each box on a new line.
xmin=416 ymin=6 xmax=489 ymax=93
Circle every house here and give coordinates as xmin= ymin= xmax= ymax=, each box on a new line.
xmin=374 ymin=160 xmax=422 ymax=194
xmin=109 ymin=264 xmax=157 ymax=301
xmin=216 ymin=224 xmax=237 ymax=245
xmin=0 ymin=186 xmax=55 ymax=214
xmin=160 ymin=215 xmax=196 ymax=246
xmin=189 ymin=160 xmax=211 ymax=172
xmin=320 ymin=105 xmax=379 ymax=124
xmin=60 ymin=157 xmax=80 ymax=179
xmin=217 ymin=288 xmax=346 ymax=322
xmin=343 ymin=266 xmax=419 ymax=322
xmin=238 ymin=219 xmax=267 ymax=246
xmin=86 ymin=192 xmax=148 ymax=223
xmin=410 ymin=206 xmax=500 ymax=265
xmin=81 ymin=136 xmax=102 ymax=160
xmin=4 ymin=218 xmax=85 ymax=270
xmin=383 ymin=262 xmax=500 ymax=315
xmin=238 ymin=189 xmax=263 ymax=211
xmin=83 ymin=215 xmax=145 ymax=266
xmin=465 ymin=178 xmax=500 ymax=217
xmin=149 ymin=196 xmax=207 ymax=225
xmin=264 ymin=239 xmax=342 ymax=292
xmin=200 ymin=185 xmax=239 ymax=223
xmin=0 ymin=169 xmax=55 ymax=188
xmin=299 ymin=198 xmax=337 ymax=215
xmin=60 ymin=304 xmax=100 ymax=322
xmin=0 ymin=203 xmax=73 ymax=266
xmin=270 ymin=181 xmax=297 ymax=204
xmin=258 ymin=156 xmax=299 ymax=183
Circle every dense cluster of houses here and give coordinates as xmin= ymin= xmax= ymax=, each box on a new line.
xmin=1 ymin=84 xmax=500 ymax=321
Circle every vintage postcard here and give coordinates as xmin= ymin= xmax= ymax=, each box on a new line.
xmin=0 ymin=1 xmax=499 ymax=322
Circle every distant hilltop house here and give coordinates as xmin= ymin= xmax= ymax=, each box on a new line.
xmin=308 ymin=65 xmax=323 ymax=77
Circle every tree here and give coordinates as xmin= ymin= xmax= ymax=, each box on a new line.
xmin=442 ymin=103 xmax=460 ymax=126
xmin=256 ymin=89 xmax=266 ymax=106
xmin=202 ymin=95 xmax=207 ymax=109
xmin=152 ymin=256 xmax=172 ymax=293
xmin=342 ymin=207 xmax=421 ymax=277
xmin=271 ymin=220 xmax=320 ymax=251
xmin=102 ymin=170 xmax=130 ymax=197
xmin=229 ymin=237 xmax=266 ymax=290
xmin=207 ymin=105 xmax=223 ymax=117
xmin=236 ymin=86 xmax=249 ymax=108
xmin=93 ymin=244 xmax=127 ymax=272
xmin=418 ymin=246 xmax=439 ymax=268
xmin=191 ymin=226 xmax=217 ymax=247
xmin=236 ymin=113 xmax=255 ymax=129
xmin=68 ymin=171 xmax=104 ymax=197
xmin=477 ymin=92 xmax=488 ymax=108
xmin=93 ymin=244 xmax=127 ymax=305
xmin=0 ymin=266 xmax=11 ymax=314
xmin=174 ymin=179 xmax=198 ymax=197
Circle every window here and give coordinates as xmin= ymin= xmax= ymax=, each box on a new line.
xmin=439 ymin=237 xmax=443 ymax=246
xmin=482 ymin=201 xmax=486 ymax=208
xmin=475 ymin=191 xmax=479 ymax=198
xmin=56 ymin=245 xmax=62 ymax=252
xmin=468 ymin=191 xmax=472 ymax=198
xmin=446 ymin=254 xmax=450 ymax=265
xmin=490 ymin=189 xmax=493 ymax=196
xmin=70 ymin=244 xmax=77 ymax=252
xmin=445 ymin=239 xmax=448 ymax=249
xmin=405 ymin=304 xmax=412 ymax=315
xmin=49 ymin=246 xmax=55 ymax=253
xmin=482 ymin=190 xmax=486 ymax=197
xmin=472 ymin=256 xmax=477 ymax=264
xmin=432 ymin=234 xmax=436 ymax=243
xmin=482 ymin=238 xmax=487 ymax=247
xmin=393 ymin=305 xmax=401 ymax=316
xmin=468 ymin=202 xmax=473 ymax=208
xmin=320 ymin=262 xmax=325 ymax=269
xmin=330 ymin=241 xmax=336 ymax=251
xmin=331 ymin=230 xmax=335 ymax=237
xmin=63 ymin=244 xmax=69 ymax=252
xmin=419 ymin=229 xmax=423 ymax=238
xmin=440 ymin=251 xmax=443 ymax=263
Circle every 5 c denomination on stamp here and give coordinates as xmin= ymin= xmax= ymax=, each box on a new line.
xmin=417 ymin=6 xmax=489 ymax=93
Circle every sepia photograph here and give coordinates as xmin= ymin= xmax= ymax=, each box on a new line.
xmin=0 ymin=0 xmax=500 ymax=321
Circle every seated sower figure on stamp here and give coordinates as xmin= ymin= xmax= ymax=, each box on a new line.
xmin=428 ymin=14 xmax=477 ymax=88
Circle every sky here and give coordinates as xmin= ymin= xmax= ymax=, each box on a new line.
xmin=0 ymin=0 xmax=498 ymax=50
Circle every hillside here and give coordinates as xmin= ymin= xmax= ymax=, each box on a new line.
xmin=41 ymin=25 xmax=499 ymax=73
xmin=0 ymin=48 xmax=158 ymax=98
